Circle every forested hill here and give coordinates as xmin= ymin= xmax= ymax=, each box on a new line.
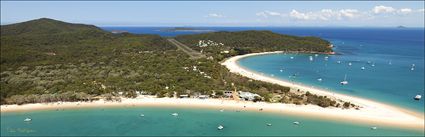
xmin=0 ymin=18 xmax=351 ymax=109
xmin=1 ymin=18 xmax=105 ymax=36
xmin=175 ymin=30 xmax=332 ymax=60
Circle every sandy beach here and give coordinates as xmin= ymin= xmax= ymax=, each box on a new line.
xmin=1 ymin=51 xmax=424 ymax=131
xmin=220 ymin=51 xmax=424 ymax=130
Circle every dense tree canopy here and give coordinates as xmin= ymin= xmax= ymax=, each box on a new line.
xmin=0 ymin=18 xmax=352 ymax=108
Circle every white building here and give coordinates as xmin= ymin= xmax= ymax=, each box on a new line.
xmin=238 ymin=91 xmax=261 ymax=101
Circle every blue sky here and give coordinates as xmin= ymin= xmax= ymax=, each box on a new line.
xmin=1 ymin=1 xmax=424 ymax=27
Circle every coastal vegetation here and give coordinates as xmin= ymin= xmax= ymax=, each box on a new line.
xmin=175 ymin=30 xmax=332 ymax=61
xmin=1 ymin=18 xmax=353 ymax=108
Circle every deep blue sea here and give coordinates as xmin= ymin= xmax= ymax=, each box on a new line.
xmin=3 ymin=27 xmax=423 ymax=136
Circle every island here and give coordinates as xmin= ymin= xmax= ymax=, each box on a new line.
xmin=1 ymin=18 xmax=423 ymax=131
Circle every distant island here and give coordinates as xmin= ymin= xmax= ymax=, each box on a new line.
xmin=397 ymin=25 xmax=407 ymax=29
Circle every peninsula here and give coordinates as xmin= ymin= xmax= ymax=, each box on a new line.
xmin=1 ymin=18 xmax=424 ymax=131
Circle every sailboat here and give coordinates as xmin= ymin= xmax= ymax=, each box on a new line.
xmin=340 ymin=74 xmax=348 ymax=85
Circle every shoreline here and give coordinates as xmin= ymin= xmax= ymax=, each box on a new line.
xmin=220 ymin=51 xmax=424 ymax=131
xmin=1 ymin=97 xmax=424 ymax=132
xmin=1 ymin=51 xmax=423 ymax=131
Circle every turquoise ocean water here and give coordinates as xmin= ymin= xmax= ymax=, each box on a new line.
xmin=1 ymin=107 xmax=423 ymax=136
xmin=238 ymin=28 xmax=424 ymax=113
xmin=1 ymin=27 xmax=424 ymax=136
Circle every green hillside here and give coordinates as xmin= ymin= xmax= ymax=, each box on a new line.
xmin=0 ymin=18 xmax=350 ymax=108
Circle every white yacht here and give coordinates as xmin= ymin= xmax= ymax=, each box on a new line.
xmin=414 ymin=95 xmax=422 ymax=100
xmin=340 ymin=74 xmax=348 ymax=85
xmin=217 ymin=125 xmax=224 ymax=130
xmin=24 ymin=118 xmax=32 ymax=122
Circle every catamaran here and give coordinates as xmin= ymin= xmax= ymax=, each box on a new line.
xmin=340 ymin=74 xmax=348 ymax=85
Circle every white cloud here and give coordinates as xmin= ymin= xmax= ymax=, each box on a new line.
xmin=372 ymin=5 xmax=395 ymax=14
xmin=206 ymin=13 xmax=224 ymax=18
xmin=256 ymin=10 xmax=281 ymax=18
xmin=289 ymin=10 xmax=312 ymax=20
xmin=397 ymin=8 xmax=412 ymax=15
xmin=339 ymin=9 xmax=360 ymax=19
xmin=288 ymin=9 xmax=362 ymax=21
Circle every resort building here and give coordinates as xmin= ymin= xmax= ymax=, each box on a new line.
xmin=238 ymin=91 xmax=261 ymax=101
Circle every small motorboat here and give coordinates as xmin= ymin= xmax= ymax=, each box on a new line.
xmin=361 ymin=67 xmax=365 ymax=70
xmin=414 ymin=95 xmax=422 ymax=100
xmin=266 ymin=123 xmax=272 ymax=126
xmin=340 ymin=74 xmax=348 ymax=85
xmin=24 ymin=118 xmax=32 ymax=122
xmin=217 ymin=125 xmax=224 ymax=130
xmin=317 ymin=78 xmax=323 ymax=82
xmin=219 ymin=109 xmax=224 ymax=112
xmin=280 ymin=69 xmax=283 ymax=72
xmin=371 ymin=63 xmax=375 ymax=67
xmin=337 ymin=61 xmax=341 ymax=64
xmin=140 ymin=114 xmax=145 ymax=117
xmin=309 ymin=56 xmax=313 ymax=61
xmin=371 ymin=126 xmax=377 ymax=130
xmin=171 ymin=113 xmax=178 ymax=116
xmin=348 ymin=62 xmax=352 ymax=66
xmin=293 ymin=121 xmax=300 ymax=125
xmin=290 ymin=57 xmax=294 ymax=59
xmin=315 ymin=54 xmax=319 ymax=57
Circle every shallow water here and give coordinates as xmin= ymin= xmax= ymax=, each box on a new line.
xmin=1 ymin=107 xmax=423 ymax=136
xmin=238 ymin=30 xmax=424 ymax=113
